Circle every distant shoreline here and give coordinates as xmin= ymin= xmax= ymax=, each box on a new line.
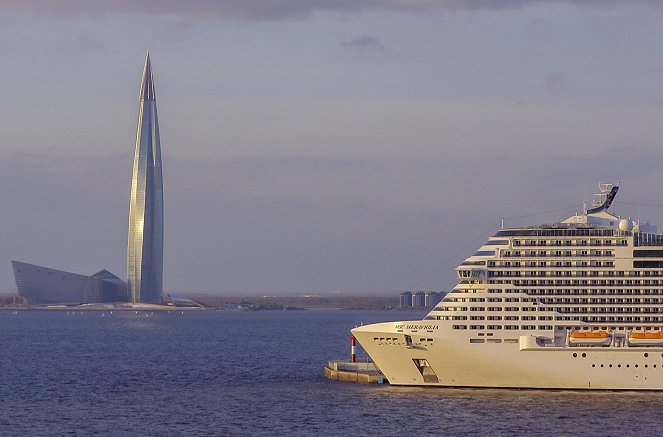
xmin=0 ymin=294 xmax=436 ymax=311
xmin=0 ymin=303 xmax=204 ymax=312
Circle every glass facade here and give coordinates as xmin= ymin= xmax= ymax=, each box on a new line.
xmin=127 ymin=54 xmax=164 ymax=304
xmin=12 ymin=261 xmax=127 ymax=304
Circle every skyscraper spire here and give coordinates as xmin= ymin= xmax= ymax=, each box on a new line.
xmin=139 ymin=53 xmax=155 ymax=102
xmin=127 ymin=53 xmax=164 ymax=304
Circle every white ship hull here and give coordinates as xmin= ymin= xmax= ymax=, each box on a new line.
xmin=353 ymin=321 xmax=663 ymax=390
xmin=362 ymin=183 xmax=663 ymax=390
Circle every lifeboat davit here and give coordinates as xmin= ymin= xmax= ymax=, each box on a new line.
xmin=569 ymin=331 xmax=612 ymax=346
xmin=628 ymin=331 xmax=663 ymax=346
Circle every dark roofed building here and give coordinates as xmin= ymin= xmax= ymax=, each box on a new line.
xmin=12 ymin=261 xmax=127 ymax=305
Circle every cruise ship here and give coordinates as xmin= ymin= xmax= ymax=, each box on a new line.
xmin=352 ymin=183 xmax=663 ymax=389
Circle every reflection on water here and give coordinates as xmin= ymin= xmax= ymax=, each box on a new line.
xmin=1 ymin=310 xmax=662 ymax=436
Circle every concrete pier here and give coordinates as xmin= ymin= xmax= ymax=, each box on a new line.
xmin=324 ymin=361 xmax=387 ymax=384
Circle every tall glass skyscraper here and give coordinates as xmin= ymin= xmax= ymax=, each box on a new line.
xmin=127 ymin=54 xmax=164 ymax=304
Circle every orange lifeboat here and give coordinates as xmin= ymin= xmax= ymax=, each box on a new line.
xmin=569 ymin=330 xmax=612 ymax=346
xmin=628 ymin=331 xmax=663 ymax=346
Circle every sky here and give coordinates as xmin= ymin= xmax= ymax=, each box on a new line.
xmin=1 ymin=0 xmax=663 ymax=295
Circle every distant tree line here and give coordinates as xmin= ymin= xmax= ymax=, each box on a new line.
xmin=192 ymin=295 xmax=400 ymax=311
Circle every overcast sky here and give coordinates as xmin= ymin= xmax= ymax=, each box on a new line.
xmin=1 ymin=0 xmax=663 ymax=294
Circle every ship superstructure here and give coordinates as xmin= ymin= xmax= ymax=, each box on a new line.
xmin=353 ymin=183 xmax=663 ymax=389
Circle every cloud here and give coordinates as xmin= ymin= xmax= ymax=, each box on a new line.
xmin=0 ymin=0 xmax=659 ymax=21
xmin=342 ymin=35 xmax=388 ymax=53
xmin=543 ymin=72 xmax=566 ymax=92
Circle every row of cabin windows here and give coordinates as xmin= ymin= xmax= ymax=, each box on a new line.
xmin=502 ymin=250 xmax=614 ymax=257
xmin=444 ymin=289 xmax=663 ymax=304
xmin=523 ymin=289 xmax=663 ymax=295
xmin=634 ymin=234 xmax=663 ymax=246
xmin=539 ymin=298 xmax=663 ymax=305
xmin=440 ymin=306 xmax=663 ymax=313
xmin=447 ymin=297 xmax=487 ymax=302
xmin=493 ymin=270 xmax=663 ymax=277
xmin=496 ymin=229 xmax=629 ymax=238
xmin=486 ymin=288 xmax=551 ymax=293
xmin=567 ymin=327 xmax=663 ymax=332
xmin=488 ymin=261 xmax=623 ymax=270
xmin=438 ymin=307 xmax=524 ymax=312
xmin=438 ymin=315 xmax=663 ymax=323
xmin=557 ymin=316 xmax=663 ymax=323
xmin=434 ymin=315 xmax=663 ymax=323
xmin=512 ymin=239 xmax=627 ymax=247
xmin=448 ymin=294 xmax=536 ymax=301
xmin=453 ymin=325 xmax=552 ymax=330
xmin=440 ymin=316 xmax=663 ymax=329
xmin=451 ymin=289 xmax=527 ymax=295
xmin=466 ymin=315 xmax=553 ymax=321
xmin=490 ymin=270 xmax=619 ymax=278
xmin=437 ymin=306 xmax=553 ymax=312
xmin=477 ymin=287 xmax=661 ymax=294
xmin=448 ymin=297 xmax=522 ymax=302
xmin=555 ymin=307 xmax=663 ymax=314
xmin=497 ymin=279 xmax=662 ymax=286
xmin=462 ymin=295 xmax=663 ymax=301
xmin=493 ymin=261 xmax=615 ymax=268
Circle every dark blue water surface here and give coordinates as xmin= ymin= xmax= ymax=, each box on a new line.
xmin=2 ymin=309 xmax=663 ymax=436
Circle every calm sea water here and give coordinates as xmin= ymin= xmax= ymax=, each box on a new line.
xmin=1 ymin=309 xmax=663 ymax=436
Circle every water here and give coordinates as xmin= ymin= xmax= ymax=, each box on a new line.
xmin=1 ymin=310 xmax=663 ymax=436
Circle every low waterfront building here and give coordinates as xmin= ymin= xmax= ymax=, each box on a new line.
xmin=12 ymin=261 xmax=127 ymax=305
xmin=165 ymin=294 xmax=205 ymax=308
